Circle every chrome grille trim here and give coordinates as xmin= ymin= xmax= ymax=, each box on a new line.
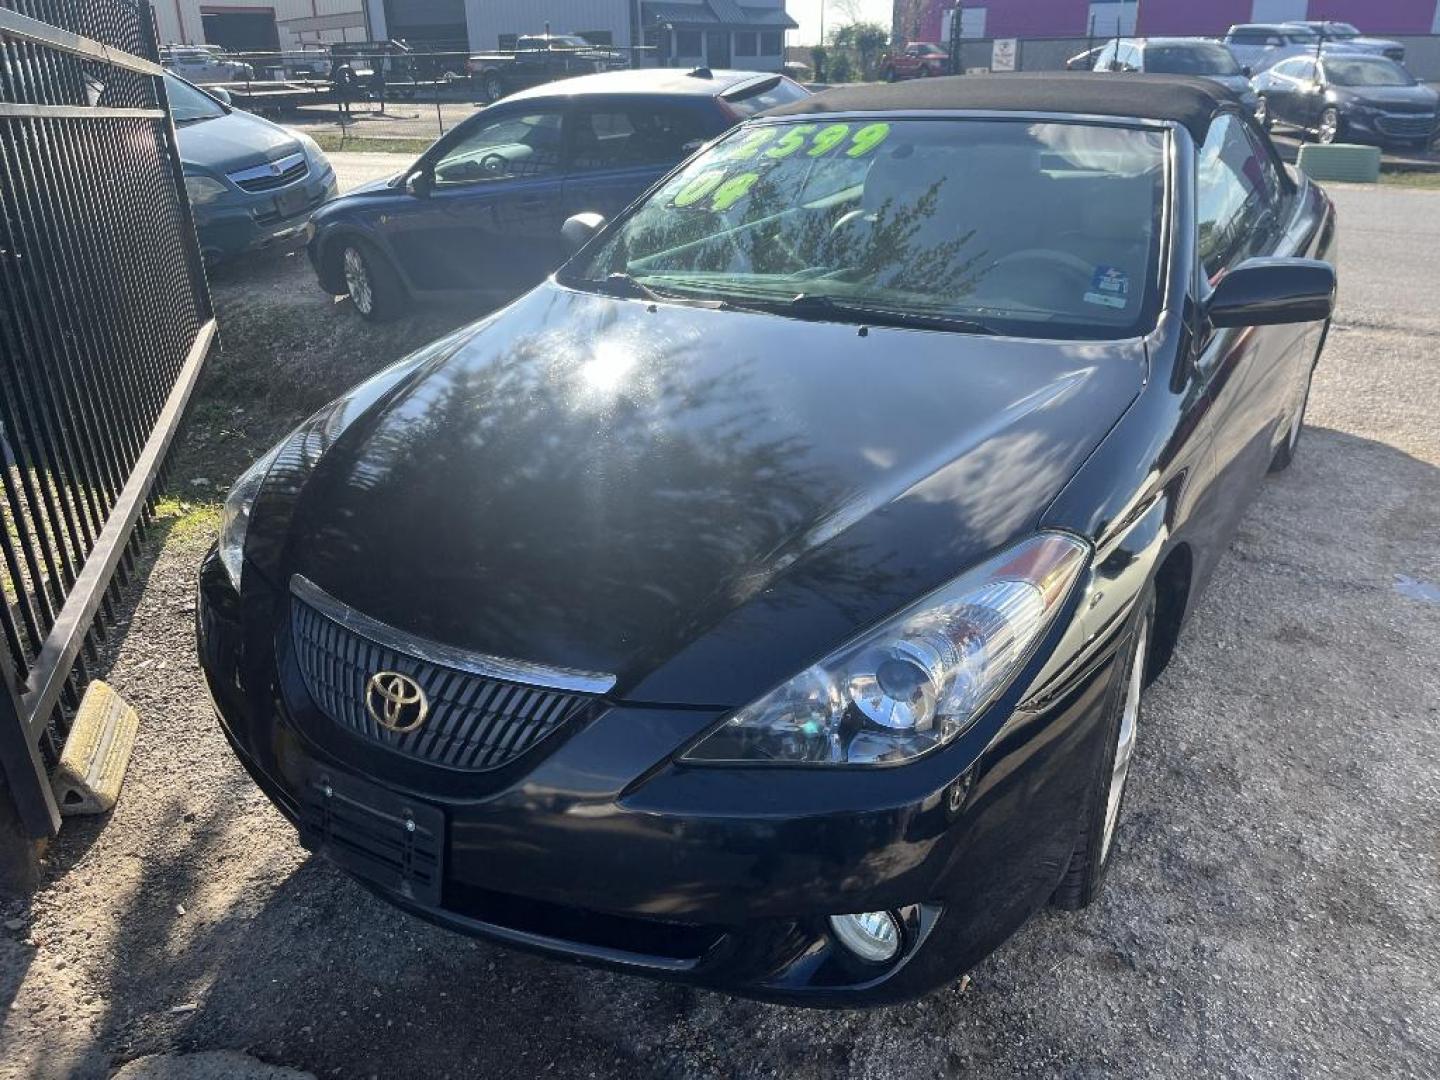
xmin=228 ymin=151 xmax=308 ymax=192
xmin=291 ymin=575 xmax=616 ymax=694
xmin=290 ymin=577 xmax=607 ymax=771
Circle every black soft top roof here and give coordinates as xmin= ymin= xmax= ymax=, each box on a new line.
xmin=764 ymin=72 xmax=1235 ymax=142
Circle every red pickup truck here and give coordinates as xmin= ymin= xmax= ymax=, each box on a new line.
xmin=880 ymin=41 xmax=949 ymax=80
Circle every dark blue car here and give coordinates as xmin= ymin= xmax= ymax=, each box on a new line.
xmin=305 ymin=68 xmax=808 ymax=320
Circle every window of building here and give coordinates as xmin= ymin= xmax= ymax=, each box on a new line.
xmin=735 ymin=31 xmax=758 ymax=56
xmin=760 ymin=30 xmax=782 ymax=55
xmin=676 ymin=30 xmax=702 ymax=56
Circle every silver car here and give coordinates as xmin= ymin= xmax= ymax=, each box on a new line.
xmin=160 ymin=44 xmax=254 ymax=84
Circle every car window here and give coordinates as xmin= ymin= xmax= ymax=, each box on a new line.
xmin=1196 ymin=114 xmax=1275 ymax=281
xmin=571 ymin=106 xmax=709 ymax=171
xmin=1145 ymin=43 xmax=1242 ymax=76
xmin=1323 ymin=57 xmax=1416 ymax=87
xmin=432 ymin=111 xmax=564 ymax=185
xmin=567 ymin=118 xmax=1166 ymax=341
xmin=164 ymin=73 xmax=226 ymax=123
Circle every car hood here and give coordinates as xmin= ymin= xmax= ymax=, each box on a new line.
xmin=177 ymin=110 xmax=300 ymax=173
xmin=277 ymin=283 xmax=1144 ymax=706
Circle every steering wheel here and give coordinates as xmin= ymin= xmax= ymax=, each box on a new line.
xmin=480 ymin=152 xmax=509 ymax=175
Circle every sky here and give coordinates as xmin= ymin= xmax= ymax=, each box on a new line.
xmin=789 ymin=0 xmax=895 ymax=46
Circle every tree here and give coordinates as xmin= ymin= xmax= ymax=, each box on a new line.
xmin=827 ymin=20 xmax=889 ymax=81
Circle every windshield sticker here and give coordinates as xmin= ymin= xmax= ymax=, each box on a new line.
xmin=1084 ymin=265 xmax=1130 ymax=309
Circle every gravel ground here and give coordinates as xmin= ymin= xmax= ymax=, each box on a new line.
xmin=0 ymin=167 xmax=1437 ymax=1079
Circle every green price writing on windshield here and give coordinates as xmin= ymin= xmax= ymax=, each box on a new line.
xmin=710 ymin=171 xmax=759 ymax=211
xmin=846 ymin=122 xmax=891 ymax=157
xmin=807 ymin=124 xmax=851 ymax=156
xmin=672 ymin=170 xmax=726 ymax=207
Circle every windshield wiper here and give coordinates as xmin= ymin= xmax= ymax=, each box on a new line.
xmin=723 ymin=292 xmax=999 ymax=336
xmin=588 ymin=273 xmax=724 ymax=308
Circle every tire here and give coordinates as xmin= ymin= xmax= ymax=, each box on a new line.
xmin=337 ymin=239 xmax=404 ymax=322
xmin=1318 ymin=107 xmax=1342 ymax=145
xmin=481 ymin=71 xmax=503 ymax=104
xmin=1254 ymin=94 xmax=1272 ymax=131
xmin=1051 ymin=585 xmax=1154 ymax=911
xmin=1269 ymin=361 xmax=1314 ymax=473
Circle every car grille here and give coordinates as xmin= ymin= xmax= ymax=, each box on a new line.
xmin=290 ymin=580 xmax=601 ymax=771
xmin=1377 ymin=113 xmax=1436 ymax=138
xmin=228 ymin=152 xmax=309 ymax=192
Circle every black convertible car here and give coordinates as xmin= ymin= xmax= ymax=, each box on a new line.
xmin=199 ymin=74 xmax=1337 ymax=1005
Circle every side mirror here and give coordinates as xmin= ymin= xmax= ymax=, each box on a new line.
xmin=210 ymin=86 xmax=232 ymax=106
xmin=561 ymin=211 xmax=605 ymax=254
xmin=406 ymin=168 xmax=433 ymax=197
xmin=1206 ymin=257 xmax=1335 ymax=328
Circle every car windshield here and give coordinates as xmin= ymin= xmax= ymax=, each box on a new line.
xmin=1146 ymin=43 xmax=1242 ymax=76
xmin=917 ymin=44 xmax=946 ymax=55
xmin=566 ymin=118 xmax=1166 ymax=340
xmin=1325 ymin=23 xmax=1360 ymax=38
xmin=1324 ymin=57 xmax=1415 ymax=86
xmin=165 ymin=73 xmax=226 ymax=123
xmin=1284 ymin=26 xmax=1319 ymax=42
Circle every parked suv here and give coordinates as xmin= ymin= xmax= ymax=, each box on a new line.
xmin=1284 ymin=21 xmax=1404 ymax=62
xmin=1252 ymin=53 xmax=1438 ymax=148
xmin=169 ymin=73 xmax=336 ymax=261
xmin=307 ymin=68 xmax=808 ymax=319
xmin=1093 ymin=38 xmax=1258 ymax=113
xmin=880 ymin=42 xmax=949 ymax=81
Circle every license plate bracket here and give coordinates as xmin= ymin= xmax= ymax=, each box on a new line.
xmin=275 ymin=186 xmax=308 ymax=219
xmin=298 ymin=763 xmax=445 ymax=907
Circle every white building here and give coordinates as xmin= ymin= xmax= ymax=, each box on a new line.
xmin=152 ymin=0 xmax=375 ymax=52
xmin=155 ymin=0 xmax=793 ymax=72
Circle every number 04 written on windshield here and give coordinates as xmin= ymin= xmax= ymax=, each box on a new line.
xmin=669 ymin=122 xmax=891 ymax=212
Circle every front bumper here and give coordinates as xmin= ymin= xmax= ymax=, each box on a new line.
xmin=194 ymin=168 xmax=337 ymax=260
xmin=1341 ymin=110 xmax=1438 ymax=147
xmin=197 ymin=548 xmax=1123 ymax=1005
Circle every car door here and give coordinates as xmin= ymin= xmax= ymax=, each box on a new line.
xmin=1188 ymin=113 xmax=1304 ymax=562
xmin=562 ymin=98 xmax=722 ymax=222
xmin=1263 ymin=57 xmax=1305 ymax=123
xmin=382 ymin=105 xmax=569 ymax=294
xmin=1295 ymin=58 xmax=1328 ymax=132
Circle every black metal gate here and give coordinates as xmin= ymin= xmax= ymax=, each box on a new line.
xmin=0 ymin=0 xmax=214 ymax=842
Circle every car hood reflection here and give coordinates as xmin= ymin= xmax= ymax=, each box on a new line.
xmin=283 ymin=283 xmax=1146 ymax=706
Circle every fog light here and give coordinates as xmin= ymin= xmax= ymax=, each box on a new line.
xmin=828 ymin=911 xmax=901 ymax=963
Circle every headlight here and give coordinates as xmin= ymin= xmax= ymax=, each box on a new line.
xmin=684 ymin=532 xmax=1089 ymax=766
xmin=184 ymin=174 xmax=228 ymax=205
xmin=218 ymin=441 xmax=285 ymax=591
xmin=293 ymin=129 xmax=328 ymax=168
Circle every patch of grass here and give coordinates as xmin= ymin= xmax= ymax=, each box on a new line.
xmin=309 ymin=133 xmax=434 ymax=156
xmin=152 ymin=497 xmax=222 ymax=544
xmin=1379 ymin=170 xmax=1440 ymax=190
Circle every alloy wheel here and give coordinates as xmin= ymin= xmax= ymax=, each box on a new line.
xmin=343 ymin=246 xmax=373 ymax=316
xmin=1101 ymin=618 xmax=1147 ymax=863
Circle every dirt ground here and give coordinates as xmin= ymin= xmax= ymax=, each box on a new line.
xmin=1 ymin=169 xmax=1437 ymax=1079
